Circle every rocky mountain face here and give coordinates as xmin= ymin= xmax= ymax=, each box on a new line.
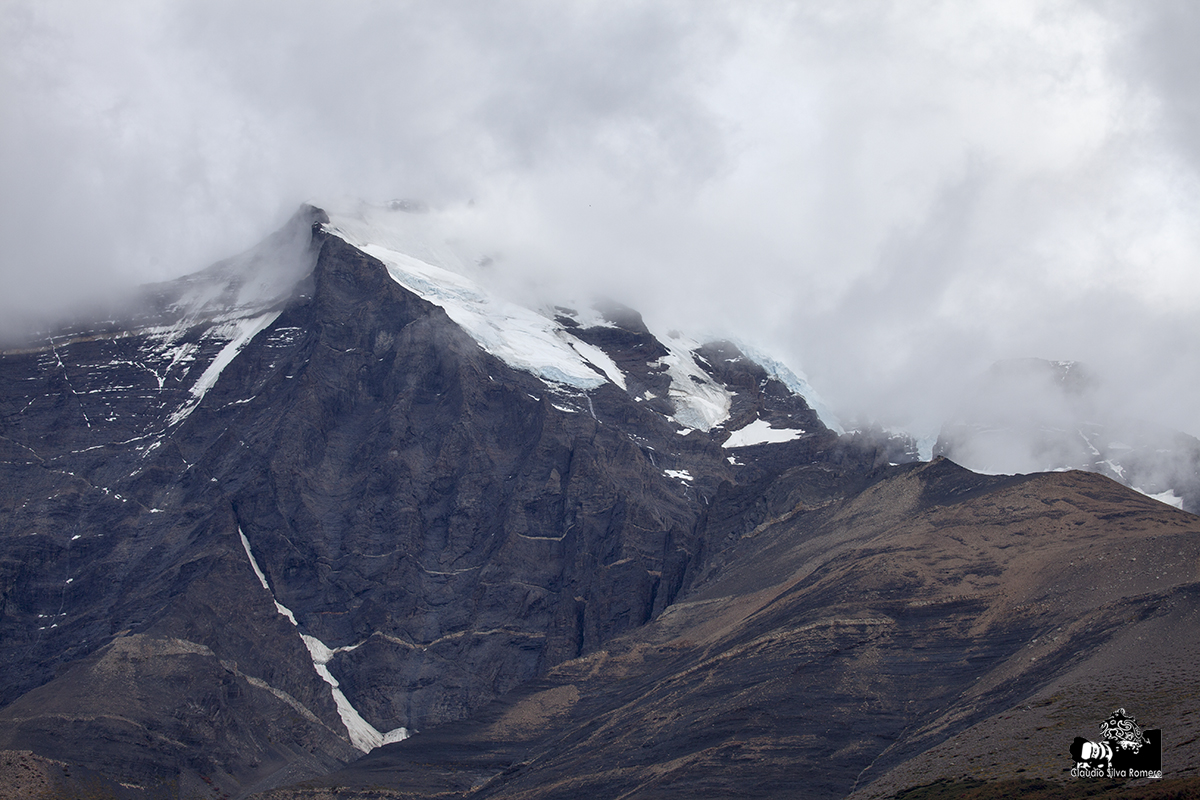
xmin=1 ymin=204 xmax=1197 ymax=799
xmin=0 ymin=204 xmax=893 ymax=797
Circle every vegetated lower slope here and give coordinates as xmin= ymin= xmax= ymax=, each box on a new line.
xmin=257 ymin=459 xmax=1200 ymax=800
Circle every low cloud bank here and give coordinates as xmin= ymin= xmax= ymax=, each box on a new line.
xmin=3 ymin=1 xmax=1199 ymax=439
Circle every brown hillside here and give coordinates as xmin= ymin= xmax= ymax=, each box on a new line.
xmin=258 ymin=459 xmax=1200 ymax=799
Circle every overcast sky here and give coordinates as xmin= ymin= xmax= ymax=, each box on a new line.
xmin=3 ymin=0 xmax=1199 ymax=438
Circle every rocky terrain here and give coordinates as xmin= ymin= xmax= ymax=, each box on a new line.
xmin=2 ymin=203 xmax=1198 ymax=799
xmin=250 ymin=460 xmax=1200 ymax=799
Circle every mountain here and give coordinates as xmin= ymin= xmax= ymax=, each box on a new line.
xmin=1 ymin=203 xmax=1197 ymax=799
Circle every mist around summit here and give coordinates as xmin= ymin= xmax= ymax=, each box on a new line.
xmin=4 ymin=1 xmax=1200 ymax=450
xmin=7 ymin=5 xmax=1200 ymax=796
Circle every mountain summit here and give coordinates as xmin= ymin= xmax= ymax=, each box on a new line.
xmin=1 ymin=204 xmax=1197 ymax=799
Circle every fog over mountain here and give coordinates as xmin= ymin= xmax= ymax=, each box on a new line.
xmin=4 ymin=0 xmax=1200 ymax=448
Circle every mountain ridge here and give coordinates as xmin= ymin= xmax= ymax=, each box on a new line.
xmin=250 ymin=461 xmax=1200 ymax=799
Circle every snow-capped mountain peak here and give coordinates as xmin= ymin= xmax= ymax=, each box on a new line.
xmin=319 ymin=201 xmax=834 ymax=437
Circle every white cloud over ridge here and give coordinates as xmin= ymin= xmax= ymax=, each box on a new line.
xmin=3 ymin=0 xmax=1199 ymax=439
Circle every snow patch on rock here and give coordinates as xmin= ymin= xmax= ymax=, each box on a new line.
xmin=724 ymin=418 xmax=805 ymax=448
xmin=1138 ymin=488 xmax=1184 ymax=509
xmin=165 ymin=311 xmax=280 ymax=426
xmin=647 ymin=329 xmax=732 ymax=432
xmin=323 ymin=207 xmax=626 ymax=392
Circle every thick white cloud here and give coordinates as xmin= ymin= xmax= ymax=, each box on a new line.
xmin=2 ymin=0 xmax=1198 ymax=437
